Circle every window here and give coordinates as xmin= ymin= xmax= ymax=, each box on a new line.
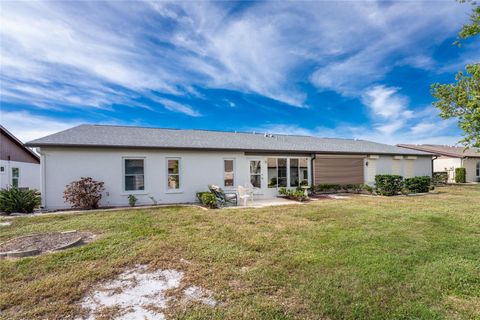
xmin=290 ymin=159 xmax=299 ymax=187
xmin=249 ymin=160 xmax=261 ymax=188
xmin=124 ymin=159 xmax=144 ymax=191
xmin=278 ymin=158 xmax=287 ymax=187
xmin=299 ymin=158 xmax=308 ymax=185
xmin=267 ymin=158 xmax=287 ymax=188
xmin=477 ymin=161 xmax=480 ymax=177
xmin=267 ymin=158 xmax=278 ymax=188
xmin=12 ymin=167 xmax=19 ymax=188
xmin=167 ymin=158 xmax=181 ymax=190
xmin=224 ymin=159 xmax=234 ymax=187
xmin=0 ymin=166 xmax=4 ymax=173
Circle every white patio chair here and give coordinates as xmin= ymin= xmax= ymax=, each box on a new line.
xmin=245 ymin=182 xmax=257 ymax=201
xmin=237 ymin=185 xmax=251 ymax=207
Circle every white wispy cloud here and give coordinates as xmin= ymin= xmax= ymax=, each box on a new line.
xmin=150 ymin=97 xmax=201 ymax=117
xmin=251 ymin=121 xmax=461 ymax=146
xmin=1 ymin=0 xmax=471 ymax=111
xmin=0 ymin=111 xmax=81 ymax=143
xmin=0 ymin=0 xmax=475 ymax=144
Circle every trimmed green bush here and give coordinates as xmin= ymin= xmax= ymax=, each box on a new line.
xmin=196 ymin=191 xmax=217 ymax=208
xmin=455 ymin=167 xmax=466 ymax=183
xmin=0 ymin=188 xmax=41 ymax=214
xmin=314 ymin=183 xmax=370 ymax=194
xmin=433 ymin=172 xmax=448 ymax=185
xmin=362 ymin=184 xmax=374 ymax=194
xmin=314 ymin=184 xmax=341 ymax=193
xmin=375 ymin=175 xmax=404 ymax=196
xmin=404 ymin=176 xmax=431 ymax=194
xmin=278 ymin=187 xmax=308 ymax=201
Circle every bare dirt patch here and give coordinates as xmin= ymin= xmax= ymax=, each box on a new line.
xmin=79 ymin=265 xmax=218 ymax=320
xmin=0 ymin=231 xmax=95 ymax=258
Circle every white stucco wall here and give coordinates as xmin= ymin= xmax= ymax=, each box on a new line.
xmin=0 ymin=160 xmax=41 ymax=190
xmin=464 ymin=158 xmax=480 ymax=183
xmin=433 ymin=157 xmax=461 ymax=183
xmin=39 ymin=147 xmax=312 ymax=209
xmin=364 ymin=155 xmax=432 ymax=185
xmin=39 ymin=147 xmax=434 ymax=209
xmin=432 ymin=157 xmax=479 ymax=183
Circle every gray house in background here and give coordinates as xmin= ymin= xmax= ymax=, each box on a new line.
xmin=27 ymin=124 xmax=433 ymax=209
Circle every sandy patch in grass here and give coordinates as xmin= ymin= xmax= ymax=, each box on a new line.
xmin=80 ymin=265 xmax=217 ymax=320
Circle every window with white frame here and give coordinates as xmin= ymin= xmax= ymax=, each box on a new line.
xmin=267 ymin=158 xmax=287 ymax=188
xmin=0 ymin=166 xmax=4 ymax=173
xmin=224 ymin=159 xmax=234 ymax=187
xmin=167 ymin=158 xmax=181 ymax=190
xmin=268 ymin=157 xmax=307 ymax=188
xmin=124 ymin=159 xmax=144 ymax=191
xmin=12 ymin=167 xmax=19 ymax=188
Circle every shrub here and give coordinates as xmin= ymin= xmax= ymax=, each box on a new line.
xmin=349 ymin=184 xmax=364 ymax=194
xmin=196 ymin=192 xmax=217 ymax=208
xmin=315 ymin=184 xmax=341 ymax=193
xmin=404 ymin=176 xmax=431 ymax=194
xmin=63 ymin=177 xmax=105 ymax=209
xmin=300 ymin=180 xmax=309 ymax=187
xmin=278 ymin=188 xmax=308 ymax=201
xmin=362 ymin=184 xmax=374 ymax=194
xmin=433 ymin=172 xmax=448 ymax=186
xmin=314 ymin=183 xmax=366 ymax=194
xmin=0 ymin=188 xmax=41 ymax=214
xmin=375 ymin=175 xmax=404 ymax=196
xmin=201 ymin=192 xmax=217 ymax=208
xmin=455 ymin=167 xmax=466 ymax=183
xmin=128 ymin=194 xmax=137 ymax=207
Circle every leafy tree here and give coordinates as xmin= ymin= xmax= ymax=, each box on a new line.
xmin=431 ymin=1 xmax=480 ymax=148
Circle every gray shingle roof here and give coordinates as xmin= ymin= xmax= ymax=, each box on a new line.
xmin=26 ymin=124 xmax=433 ymax=156
xmin=398 ymin=144 xmax=480 ymax=158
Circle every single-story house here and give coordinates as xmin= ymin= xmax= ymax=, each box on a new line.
xmin=398 ymin=144 xmax=480 ymax=183
xmin=0 ymin=125 xmax=40 ymax=190
xmin=27 ymin=124 xmax=433 ymax=209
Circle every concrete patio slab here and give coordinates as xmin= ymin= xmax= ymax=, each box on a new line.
xmin=224 ymin=197 xmax=303 ymax=209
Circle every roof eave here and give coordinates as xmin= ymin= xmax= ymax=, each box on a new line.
xmin=1 ymin=126 xmax=40 ymax=163
xmin=25 ymin=143 xmax=433 ymax=156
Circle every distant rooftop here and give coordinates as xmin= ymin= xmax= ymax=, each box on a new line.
xmin=398 ymin=144 xmax=480 ymax=158
xmin=27 ymin=124 xmax=432 ymax=156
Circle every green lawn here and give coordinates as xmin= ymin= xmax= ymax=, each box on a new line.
xmin=0 ymin=185 xmax=479 ymax=319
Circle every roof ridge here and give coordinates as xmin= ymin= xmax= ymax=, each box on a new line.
xmin=85 ymin=124 xmax=368 ymax=141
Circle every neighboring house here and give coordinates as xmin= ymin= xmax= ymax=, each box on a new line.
xmin=0 ymin=125 xmax=41 ymax=190
xmin=27 ymin=124 xmax=433 ymax=209
xmin=398 ymin=144 xmax=480 ymax=183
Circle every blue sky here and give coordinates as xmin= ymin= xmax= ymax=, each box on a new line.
xmin=0 ymin=1 xmax=479 ymax=144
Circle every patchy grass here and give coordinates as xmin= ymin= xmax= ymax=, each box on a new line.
xmin=0 ymin=185 xmax=479 ymax=319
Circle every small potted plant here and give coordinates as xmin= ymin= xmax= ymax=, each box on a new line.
xmin=128 ymin=194 xmax=137 ymax=207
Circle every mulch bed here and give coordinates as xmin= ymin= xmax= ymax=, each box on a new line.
xmin=0 ymin=231 xmax=96 ymax=257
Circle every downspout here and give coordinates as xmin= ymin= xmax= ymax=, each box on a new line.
xmin=431 ymin=156 xmax=438 ymax=177
xmin=36 ymin=148 xmax=47 ymax=209
xmin=310 ymin=153 xmax=316 ymax=187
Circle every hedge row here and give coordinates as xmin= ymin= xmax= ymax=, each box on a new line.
xmin=375 ymin=175 xmax=432 ymax=196
xmin=313 ymin=184 xmax=373 ymax=194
